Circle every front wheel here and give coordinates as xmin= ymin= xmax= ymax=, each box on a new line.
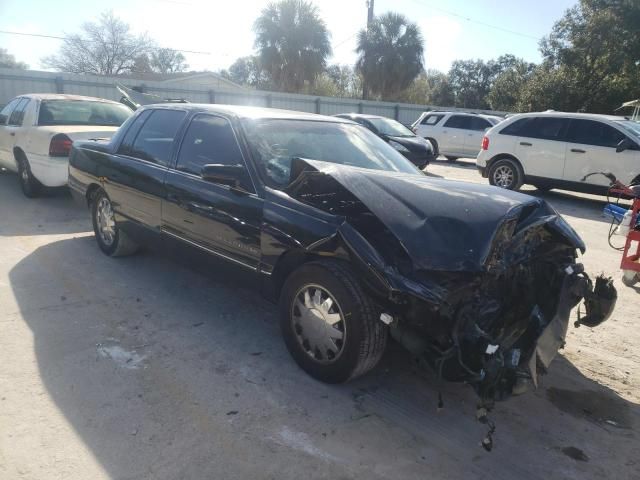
xmin=488 ymin=158 xmax=523 ymax=190
xmin=279 ymin=260 xmax=387 ymax=383
xmin=91 ymin=190 xmax=139 ymax=257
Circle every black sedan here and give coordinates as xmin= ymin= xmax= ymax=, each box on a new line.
xmin=68 ymin=104 xmax=615 ymax=415
xmin=334 ymin=113 xmax=435 ymax=168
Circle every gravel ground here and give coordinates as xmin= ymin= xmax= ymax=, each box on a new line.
xmin=0 ymin=161 xmax=638 ymax=480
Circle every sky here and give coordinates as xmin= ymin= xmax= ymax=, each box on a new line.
xmin=0 ymin=0 xmax=577 ymax=74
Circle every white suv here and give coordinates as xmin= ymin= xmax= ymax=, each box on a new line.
xmin=476 ymin=111 xmax=640 ymax=193
xmin=0 ymin=94 xmax=132 ymax=197
xmin=412 ymin=111 xmax=503 ymax=161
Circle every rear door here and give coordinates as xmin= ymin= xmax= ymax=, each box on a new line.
xmin=564 ymin=119 xmax=638 ymax=186
xmin=514 ymin=116 xmax=569 ymax=179
xmin=105 ymin=108 xmax=187 ymax=233
xmin=162 ymin=113 xmax=263 ymax=270
xmin=440 ymin=115 xmax=471 ymax=156
xmin=0 ymin=98 xmax=21 ymax=167
xmin=0 ymin=98 xmax=29 ymax=170
xmin=465 ymin=116 xmax=492 ymax=157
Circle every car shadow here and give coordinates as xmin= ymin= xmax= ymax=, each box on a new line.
xmin=0 ymin=170 xmax=91 ymax=236
xmin=8 ymin=236 xmax=639 ymax=479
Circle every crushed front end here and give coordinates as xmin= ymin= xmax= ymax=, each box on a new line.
xmin=389 ymin=206 xmax=617 ymax=406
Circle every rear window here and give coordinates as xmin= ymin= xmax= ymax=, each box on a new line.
xmin=420 ymin=114 xmax=444 ymax=125
xmin=38 ymin=100 xmax=132 ymax=127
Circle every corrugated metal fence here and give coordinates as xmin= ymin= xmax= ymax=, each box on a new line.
xmin=0 ymin=68 xmax=508 ymax=124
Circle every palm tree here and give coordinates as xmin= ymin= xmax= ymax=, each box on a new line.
xmin=356 ymin=12 xmax=424 ymax=100
xmin=254 ymin=0 xmax=332 ymax=93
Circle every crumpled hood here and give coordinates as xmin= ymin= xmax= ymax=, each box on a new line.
xmin=287 ymin=159 xmax=585 ymax=272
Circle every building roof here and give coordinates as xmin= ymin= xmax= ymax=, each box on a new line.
xmin=119 ymin=71 xmax=244 ymax=90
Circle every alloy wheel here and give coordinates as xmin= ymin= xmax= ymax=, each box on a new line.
xmin=493 ymin=165 xmax=515 ymax=188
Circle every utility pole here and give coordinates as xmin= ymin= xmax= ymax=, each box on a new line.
xmin=362 ymin=0 xmax=374 ymax=100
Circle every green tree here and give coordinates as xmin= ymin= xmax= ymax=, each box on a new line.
xmin=253 ymin=0 xmax=332 ymax=93
xmin=0 ymin=48 xmax=28 ymax=69
xmin=326 ymin=64 xmax=362 ymax=98
xmin=396 ymin=69 xmax=454 ymax=106
xmin=149 ymin=48 xmax=188 ymax=74
xmin=487 ymin=58 xmax=535 ymax=111
xmin=533 ymin=0 xmax=640 ymax=112
xmin=356 ymin=12 xmax=424 ymax=100
xmin=219 ymin=56 xmax=272 ymax=89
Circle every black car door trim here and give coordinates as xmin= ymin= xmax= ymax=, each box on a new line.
xmin=161 ymin=227 xmax=259 ymax=272
xmin=165 ymin=168 xmax=261 ymax=199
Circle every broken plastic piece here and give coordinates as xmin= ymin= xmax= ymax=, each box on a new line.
xmin=575 ymin=275 xmax=617 ymax=328
xmin=380 ymin=312 xmax=394 ymax=325
xmin=485 ymin=344 xmax=499 ymax=355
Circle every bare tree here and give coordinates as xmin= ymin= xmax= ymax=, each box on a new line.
xmin=42 ymin=11 xmax=152 ymax=75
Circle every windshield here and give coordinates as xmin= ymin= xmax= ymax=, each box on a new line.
xmin=38 ymin=100 xmax=132 ymax=127
xmin=367 ymin=117 xmax=414 ymax=137
xmin=242 ymin=119 xmax=419 ymax=187
xmin=615 ymin=120 xmax=640 ymax=138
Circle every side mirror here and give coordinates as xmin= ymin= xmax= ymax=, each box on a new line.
xmin=201 ymin=164 xmax=246 ymax=187
xmin=616 ymin=137 xmax=636 ymax=153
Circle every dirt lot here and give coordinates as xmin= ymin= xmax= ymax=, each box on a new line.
xmin=0 ymin=161 xmax=638 ymax=480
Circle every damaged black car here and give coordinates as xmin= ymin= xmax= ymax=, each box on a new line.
xmin=69 ymin=105 xmax=616 ymax=412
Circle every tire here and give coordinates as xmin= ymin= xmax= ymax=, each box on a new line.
xmin=426 ymin=138 xmax=439 ymax=157
xmin=488 ymin=157 xmax=524 ymax=190
xmin=279 ymin=260 xmax=387 ymax=383
xmin=621 ymin=270 xmax=639 ymax=287
xmin=91 ymin=190 xmax=139 ymax=257
xmin=445 ymin=156 xmax=458 ymax=163
xmin=16 ymin=153 xmax=42 ymax=198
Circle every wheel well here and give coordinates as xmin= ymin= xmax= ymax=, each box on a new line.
xmin=488 ymin=154 xmax=524 ymax=175
xmin=13 ymin=147 xmax=26 ymax=162
xmin=85 ymin=183 xmax=103 ymax=207
xmin=631 ymin=174 xmax=640 ymax=186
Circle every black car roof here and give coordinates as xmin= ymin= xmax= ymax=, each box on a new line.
xmin=335 ymin=113 xmax=388 ymax=120
xmin=141 ymin=103 xmax=354 ymax=123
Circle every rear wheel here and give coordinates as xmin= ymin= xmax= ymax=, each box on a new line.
xmin=91 ymin=190 xmax=139 ymax=257
xmin=279 ymin=260 xmax=387 ymax=383
xmin=16 ymin=153 xmax=42 ymax=198
xmin=488 ymin=157 xmax=523 ymax=190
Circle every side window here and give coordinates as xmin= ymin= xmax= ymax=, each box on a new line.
xmin=469 ymin=117 xmax=492 ymax=131
xmin=421 ymin=114 xmax=444 ymax=125
xmin=566 ymin=119 xmax=626 ymax=148
xmin=8 ymin=98 xmax=30 ymax=126
xmin=176 ymin=114 xmax=251 ymax=189
xmin=500 ymin=117 xmax=535 ymax=136
xmin=510 ymin=117 xmax=569 ymax=141
xmin=0 ymin=98 xmax=21 ymax=125
xmin=117 ymin=110 xmax=152 ymax=155
xmin=443 ymin=115 xmax=472 ymax=129
xmin=129 ymin=109 xmax=186 ymax=166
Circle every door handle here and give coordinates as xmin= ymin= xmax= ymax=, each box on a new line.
xmin=9 ymin=132 xmax=15 ymax=136
xmin=519 ymin=142 xmax=532 ymax=146
xmin=570 ymin=148 xmax=586 ymax=153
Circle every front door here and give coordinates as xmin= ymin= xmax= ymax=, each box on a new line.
xmin=162 ymin=113 xmax=263 ymax=270
xmin=564 ymin=118 xmax=640 ymax=187
xmin=0 ymin=98 xmax=21 ymax=167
